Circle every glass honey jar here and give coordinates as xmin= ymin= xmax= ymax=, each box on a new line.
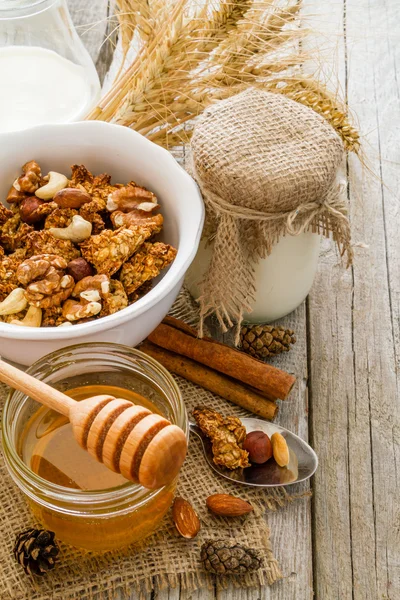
xmin=2 ymin=343 xmax=188 ymax=551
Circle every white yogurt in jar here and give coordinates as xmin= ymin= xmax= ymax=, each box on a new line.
xmin=186 ymin=232 xmax=321 ymax=323
xmin=0 ymin=46 xmax=95 ymax=133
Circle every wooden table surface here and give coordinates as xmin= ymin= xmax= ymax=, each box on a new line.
xmin=69 ymin=1 xmax=400 ymax=598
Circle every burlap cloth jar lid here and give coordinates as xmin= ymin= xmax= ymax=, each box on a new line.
xmin=188 ymin=88 xmax=351 ymax=337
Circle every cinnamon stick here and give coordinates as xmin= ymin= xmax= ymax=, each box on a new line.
xmin=163 ymin=316 xmax=199 ymax=337
xmin=141 ymin=342 xmax=278 ymax=421
xmin=148 ymin=321 xmax=295 ymax=401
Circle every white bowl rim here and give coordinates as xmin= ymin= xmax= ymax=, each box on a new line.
xmin=0 ymin=121 xmax=204 ymax=340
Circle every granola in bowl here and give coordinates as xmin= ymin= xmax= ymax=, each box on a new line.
xmin=0 ymin=161 xmax=177 ymax=328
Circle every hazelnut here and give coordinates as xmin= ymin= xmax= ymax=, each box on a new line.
xmin=19 ymin=196 xmax=46 ymax=224
xmin=67 ymin=258 xmax=94 ymax=282
xmin=243 ymin=431 xmax=273 ymax=464
xmin=54 ymin=188 xmax=92 ymax=209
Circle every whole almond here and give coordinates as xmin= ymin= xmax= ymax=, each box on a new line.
xmin=271 ymin=432 xmax=290 ymax=467
xmin=54 ymin=188 xmax=91 ymax=209
xmin=172 ymin=497 xmax=201 ymax=539
xmin=206 ymin=494 xmax=253 ymax=517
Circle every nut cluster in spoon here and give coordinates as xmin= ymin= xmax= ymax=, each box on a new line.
xmin=193 ymin=406 xmax=290 ymax=469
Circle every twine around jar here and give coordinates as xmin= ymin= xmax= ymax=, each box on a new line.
xmin=187 ymin=89 xmax=353 ymax=341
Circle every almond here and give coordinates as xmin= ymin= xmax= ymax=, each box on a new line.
xmin=53 ymin=188 xmax=92 ymax=209
xmin=172 ymin=497 xmax=201 ymax=539
xmin=271 ymin=432 xmax=289 ymax=467
xmin=206 ymin=494 xmax=253 ymax=517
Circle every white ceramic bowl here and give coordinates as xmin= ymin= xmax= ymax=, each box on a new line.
xmin=0 ymin=122 xmax=204 ymax=365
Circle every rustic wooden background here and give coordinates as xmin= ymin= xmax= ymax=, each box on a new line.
xmin=68 ymin=1 xmax=400 ymax=598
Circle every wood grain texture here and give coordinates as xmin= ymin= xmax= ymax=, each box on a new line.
xmin=302 ymin=3 xmax=355 ymax=599
xmin=307 ymin=1 xmax=400 ymax=599
xmin=346 ymin=1 xmax=400 ymax=597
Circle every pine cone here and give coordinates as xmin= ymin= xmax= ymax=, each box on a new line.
xmin=240 ymin=324 xmax=296 ymax=360
xmin=13 ymin=528 xmax=60 ymax=576
xmin=200 ymin=539 xmax=263 ymax=575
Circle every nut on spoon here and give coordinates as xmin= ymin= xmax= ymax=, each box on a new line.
xmin=190 ymin=417 xmax=318 ymax=487
xmin=0 ymin=359 xmax=187 ymax=490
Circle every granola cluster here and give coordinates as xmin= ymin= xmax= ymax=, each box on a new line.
xmin=192 ymin=407 xmax=250 ymax=470
xmin=0 ymin=161 xmax=177 ymax=327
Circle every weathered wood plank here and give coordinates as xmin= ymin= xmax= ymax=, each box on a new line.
xmin=346 ymin=1 xmax=400 ymax=598
xmin=308 ymin=240 xmax=355 ymax=600
xmin=307 ymin=1 xmax=400 ymax=599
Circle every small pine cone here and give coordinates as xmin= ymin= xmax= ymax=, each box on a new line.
xmin=240 ymin=324 xmax=296 ymax=360
xmin=200 ymin=539 xmax=263 ymax=575
xmin=13 ymin=528 xmax=60 ymax=576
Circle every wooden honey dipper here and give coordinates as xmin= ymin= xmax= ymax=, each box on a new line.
xmin=0 ymin=359 xmax=187 ymax=490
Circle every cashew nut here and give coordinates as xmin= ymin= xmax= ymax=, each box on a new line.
xmin=10 ymin=306 xmax=42 ymax=327
xmin=0 ymin=288 xmax=28 ymax=316
xmin=36 ymin=171 xmax=68 ymax=200
xmin=49 ymin=215 xmax=92 ymax=243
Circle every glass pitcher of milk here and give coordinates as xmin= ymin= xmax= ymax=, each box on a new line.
xmin=0 ymin=0 xmax=101 ymax=133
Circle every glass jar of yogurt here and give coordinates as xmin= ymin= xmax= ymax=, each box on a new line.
xmin=186 ymin=232 xmax=321 ymax=323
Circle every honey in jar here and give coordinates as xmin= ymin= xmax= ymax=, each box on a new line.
xmin=3 ymin=343 xmax=187 ymax=552
xmin=18 ymin=385 xmax=175 ymax=551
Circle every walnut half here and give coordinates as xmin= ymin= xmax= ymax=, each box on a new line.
xmin=17 ymin=254 xmax=74 ymax=309
xmin=62 ymin=298 xmax=102 ymax=322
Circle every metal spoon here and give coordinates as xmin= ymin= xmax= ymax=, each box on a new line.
xmin=189 ymin=417 xmax=318 ymax=487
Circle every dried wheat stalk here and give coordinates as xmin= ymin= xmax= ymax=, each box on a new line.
xmin=87 ymin=0 xmax=360 ymax=152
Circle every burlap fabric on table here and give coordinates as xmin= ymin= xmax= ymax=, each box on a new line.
xmin=0 ymin=290 xmax=305 ymax=600
xmin=188 ymin=88 xmax=351 ymax=339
